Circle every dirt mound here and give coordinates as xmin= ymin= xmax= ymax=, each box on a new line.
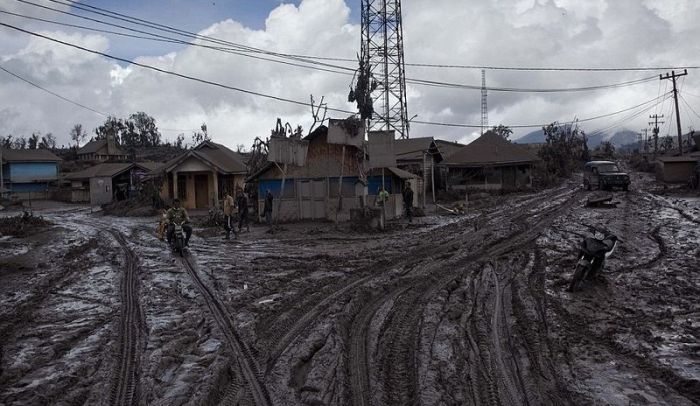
xmin=0 ymin=212 xmax=53 ymax=237
xmin=102 ymin=197 xmax=158 ymax=217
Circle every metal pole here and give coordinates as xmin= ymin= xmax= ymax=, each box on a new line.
xmin=382 ymin=0 xmax=390 ymax=133
xmin=337 ymin=145 xmax=346 ymax=224
xmin=0 ymin=144 xmax=4 ymax=199
xmin=672 ymin=73 xmax=683 ymax=154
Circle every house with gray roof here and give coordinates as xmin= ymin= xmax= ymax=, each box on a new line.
xmin=77 ymin=134 xmax=128 ymax=162
xmin=440 ymin=132 xmax=539 ymax=191
xmin=64 ymin=162 xmax=159 ymax=204
xmin=150 ymin=141 xmax=247 ymax=209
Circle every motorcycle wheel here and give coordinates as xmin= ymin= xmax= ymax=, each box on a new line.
xmin=568 ymin=264 xmax=587 ymax=292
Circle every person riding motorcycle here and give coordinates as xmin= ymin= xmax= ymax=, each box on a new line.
xmin=166 ymin=198 xmax=192 ymax=247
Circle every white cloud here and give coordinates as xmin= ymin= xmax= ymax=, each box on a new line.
xmin=1 ymin=0 xmax=699 ymax=149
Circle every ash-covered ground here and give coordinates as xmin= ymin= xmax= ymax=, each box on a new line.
xmin=1 ymin=174 xmax=698 ymax=405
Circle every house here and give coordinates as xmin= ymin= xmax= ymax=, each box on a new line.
xmin=247 ymin=124 xmax=417 ymax=222
xmin=0 ymin=148 xmax=62 ymax=199
xmin=656 ymin=154 xmax=700 ymax=183
xmin=394 ymin=137 xmax=466 ymax=199
xmin=440 ymin=132 xmax=539 ymax=191
xmin=77 ymin=133 xmax=128 ymax=162
xmin=152 ymin=141 xmax=247 ymax=209
xmin=64 ymin=162 xmax=160 ymax=204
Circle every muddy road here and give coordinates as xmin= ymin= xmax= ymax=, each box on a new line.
xmin=1 ymin=177 xmax=698 ymax=405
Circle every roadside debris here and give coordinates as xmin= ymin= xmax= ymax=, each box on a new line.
xmin=586 ymin=194 xmax=620 ymax=208
xmin=0 ymin=211 xmax=53 ymax=237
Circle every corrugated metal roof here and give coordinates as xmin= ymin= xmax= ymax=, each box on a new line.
xmin=65 ymin=162 xmax=156 ymax=179
xmin=77 ymin=139 xmax=126 ymax=155
xmin=442 ymin=132 xmax=539 ymax=166
xmin=395 ymin=137 xmax=435 ymax=161
xmin=158 ymin=141 xmax=247 ymax=174
xmin=1 ymin=148 xmax=62 ymax=162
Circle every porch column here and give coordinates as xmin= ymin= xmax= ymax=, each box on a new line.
xmin=172 ymin=171 xmax=178 ymax=200
xmin=212 ymin=172 xmax=219 ymax=208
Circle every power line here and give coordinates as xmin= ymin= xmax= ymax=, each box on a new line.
xmin=679 ymin=94 xmax=700 ymax=122
xmin=27 ymin=0 xmax=700 ymax=73
xmin=0 ymin=64 xmax=107 ymax=117
xmin=5 ymin=6 xmax=662 ymax=93
xmin=0 ymin=21 xmax=680 ymax=131
xmin=413 ymin=93 xmax=672 ymax=129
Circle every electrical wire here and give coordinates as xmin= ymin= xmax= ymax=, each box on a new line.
xmin=680 ymin=94 xmax=700 ymax=122
xmin=0 ymin=21 xmax=683 ymax=131
xmin=0 ymin=64 xmax=107 ymax=116
xmin=45 ymin=0 xmax=700 ymax=73
xmin=4 ymin=6 xmax=663 ymax=93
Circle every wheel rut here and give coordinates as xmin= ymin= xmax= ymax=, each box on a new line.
xmin=107 ymin=230 xmax=143 ymax=406
xmin=181 ymin=255 xmax=271 ymax=406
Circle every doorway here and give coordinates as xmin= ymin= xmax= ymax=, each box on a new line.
xmin=194 ymin=174 xmax=209 ymax=208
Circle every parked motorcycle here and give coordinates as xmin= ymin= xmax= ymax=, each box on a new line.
xmin=567 ymin=233 xmax=618 ymax=292
xmin=170 ymin=221 xmax=187 ymax=257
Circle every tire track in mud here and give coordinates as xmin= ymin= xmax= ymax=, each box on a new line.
xmin=350 ymin=187 xmax=582 ymax=405
xmin=265 ymin=185 xmax=580 ymax=377
xmin=107 ymin=230 xmax=143 ymax=406
xmin=348 ymin=286 xmax=411 ymax=406
xmin=180 ymin=255 xmax=271 ymax=406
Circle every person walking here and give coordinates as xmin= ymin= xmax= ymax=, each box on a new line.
xmin=263 ymin=189 xmax=274 ymax=230
xmin=237 ymin=189 xmax=250 ymax=233
xmin=402 ymin=183 xmax=414 ymax=223
xmin=223 ymin=191 xmax=235 ymax=239
xmin=376 ymin=186 xmax=389 ymax=207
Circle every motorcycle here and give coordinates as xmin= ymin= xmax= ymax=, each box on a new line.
xmin=567 ymin=233 xmax=618 ymax=292
xmin=170 ymin=221 xmax=187 ymax=257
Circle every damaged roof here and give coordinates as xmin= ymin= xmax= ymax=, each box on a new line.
xmin=442 ymin=132 xmax=539 ymax=166
xmin=394 ymin=137 xmax=438 ymax=162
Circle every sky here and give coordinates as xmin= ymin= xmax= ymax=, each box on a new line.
xmin=1 ymin=0 xmax=699 ymax=149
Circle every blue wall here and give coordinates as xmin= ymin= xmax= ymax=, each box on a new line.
xmin=8 ymin=162 xmax=58 ymax=182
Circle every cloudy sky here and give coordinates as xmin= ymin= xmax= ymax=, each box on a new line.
xmin=1 ymin=0 xmax=699 ymax=149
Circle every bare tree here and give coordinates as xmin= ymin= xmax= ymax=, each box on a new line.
xmin=39 ymin=133 xmax=57 ymax=149
xmin=28 ymin=133 xmax=40 ymax=149
xmin=70 ymin=124 xmax=87 ymax=149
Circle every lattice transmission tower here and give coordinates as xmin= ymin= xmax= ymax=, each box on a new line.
xmin=481 ymin=69 xmax=488 ymax=134
xmin=360 ymin=0 xmax=410 ymax=138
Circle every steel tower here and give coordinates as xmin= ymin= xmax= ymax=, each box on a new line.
xmin=361 ymin=0 xmax=409 ymax=138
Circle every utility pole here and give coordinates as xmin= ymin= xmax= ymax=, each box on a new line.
xmin=660 ymin=69 xmax=688 ymax=154
xmin=481 ymin=69 xmax=488 ymax=135
xmin=640 ymin=128 xmax=649 ymax=152
xmin=649 ymin=114 xmax=664 ymax=157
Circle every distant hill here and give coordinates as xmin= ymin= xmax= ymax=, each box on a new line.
xmin=514 ymin=128 xmax=639 ymax=148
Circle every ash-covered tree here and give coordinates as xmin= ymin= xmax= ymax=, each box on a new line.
xmin=175 ymin=133 xmax=186 ymax=150
xmin=13 ymin=136 xmax=28 ymax=149
xmin=70 ymin=123 xmax=87 ymax=149
xmin=39 ymin=133 xmax=57 ymax=149
xmin=191 ymin=123 xmax=210 ymax=145
xmin=537 ymin=121 xmax=587 ymax=183
xmin=127 ymin=112 xmax=161 ymax=147
xmin=28 ymin=133 xmax=40 ymax=149
xmin=94 ymin=116 xmax=126 ymax=143
xmin=594 ymin=141 xmax=616 ymax=159
xmin=488 ymin=124 xmax=513 ymax=140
